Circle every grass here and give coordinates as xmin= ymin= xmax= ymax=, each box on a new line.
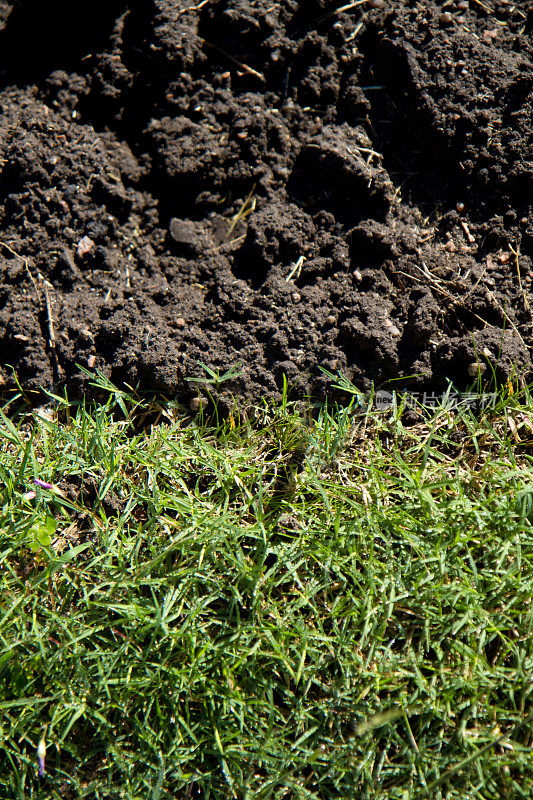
xmin=0 ymin=375 xmax=532 ymax=799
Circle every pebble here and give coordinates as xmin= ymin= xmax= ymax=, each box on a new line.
xmin=189 ymin=396 xmax=208 ymax=413
xmin=87 ymin=354 xmax=96 ymax=368
xmin=176 ymin=317 xmax=186 ymax=328
xmin=439 ymin=11 xmax=453 ymax=25
xmin=467 ymin=362 xmax=486 ymax=377
xmin=292 ymin=292 xmax=301 ymax=303
xmin=326 ymin=314 xmax=337 ymax=326
xmin=353 ymin=269 xmax=363 ymax=282
xmin=76 ymin=236 xmax=95 ymax=258
xmin=384 ymin=319 xmax=401 ymax=336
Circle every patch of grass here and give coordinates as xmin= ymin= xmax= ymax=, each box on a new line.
xmin=0 ymin=379 xmax=532 ymax=798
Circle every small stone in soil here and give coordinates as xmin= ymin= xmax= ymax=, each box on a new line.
xmin=77 ymin=236 xmax=95 ymax=258
xmin=384 ymin=319 xmax=401 ymax=336
xmin=467 ymin=362 xmax=486 ymax=377
xmin=189 ymin=396 xmax=208 ymax=413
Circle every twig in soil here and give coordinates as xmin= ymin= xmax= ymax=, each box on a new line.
xmin=285 ymin=256 xmax=306 ymax=283
xmin=38 ymin=273 xmax=64 ymax=378
xmin=228 ymin=186 xmax=256 ymax=237
xmin=417 ymin=228 xmax=435 ymax=244
xmin=484 ymin=289 xmax=528 ymax=350
xmin=208 ymin=233 xmax=247 ymax=255
xmin=469 ymin=0 xmax=492 ymax=13
xmin=463 ymin=258 xmax=489 ymax=299
xmin=346 ymin=19 xmax=366 ymax=41
xmin=318 ymin=1 xmax=368 ymax=22
xmin=460 ymin=221 xmax=476 ymax=245
xmin=0 ymin=240 xmax=39 ymax=292
xmin=347 ymin=144 xmax=383 ymax=159
xmin=39 ymin=276 xmax=56 ymax=350
xmin=396 ymin=270 xmax=453 ymax=302
xmin=509 ymin=242 xmax=532 ymax=317
xmin=200 ymin=39 xmax=265 ymax=83
xmin=460 ymin=25 xmax=480 ymax=40
xmin=394 ymin=265 xmax=518 ymax=338
xmin=124 ymin=259 xmax=131 ymax=289
xmin=178 ymin=0 xmax=209 ymax=15
xmin=1 ymin=243 xmax=67 ymax=380
xmin=415 ymin=262 xmax=448 ymax=291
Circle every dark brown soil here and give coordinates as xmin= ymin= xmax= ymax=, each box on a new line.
xmin=0 ymin=0 xmax=532 ymax=401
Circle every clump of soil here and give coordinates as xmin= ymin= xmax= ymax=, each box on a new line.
xmin=0 ymin=0 xmax=532 ymax=401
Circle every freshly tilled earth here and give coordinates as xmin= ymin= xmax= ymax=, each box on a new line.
xmin=0 ymin=0 xmax=532 ymax=401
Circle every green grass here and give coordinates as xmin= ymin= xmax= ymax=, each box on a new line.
xmin=0 ymin=377 xmax=532 ymax=799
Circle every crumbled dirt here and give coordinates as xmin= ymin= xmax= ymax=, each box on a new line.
xmin=0 ymin=0 xmax=532 ymax=401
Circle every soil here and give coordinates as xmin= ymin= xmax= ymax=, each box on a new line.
xmin=0 ymin=0 xmax=532 ymax=402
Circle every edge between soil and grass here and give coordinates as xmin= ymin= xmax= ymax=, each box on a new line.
xmin=0 ymin=370 xmax=532 ymax=799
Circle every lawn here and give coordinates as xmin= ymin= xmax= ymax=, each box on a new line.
xmin=0 ymin=374 xmax=532 ymax=799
